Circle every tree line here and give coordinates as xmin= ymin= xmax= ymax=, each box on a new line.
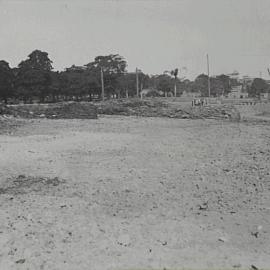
xmin=0 ymin=50 xmax=269 ymax=103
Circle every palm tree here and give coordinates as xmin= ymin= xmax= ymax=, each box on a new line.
xmin=171 ymin=68 xmax=178 ymax=97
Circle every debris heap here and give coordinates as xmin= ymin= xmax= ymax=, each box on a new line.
xmin=3 ymin=102 xmax=98 ymax=119
xmin=97 ymin=98 xmax=240 ymax=121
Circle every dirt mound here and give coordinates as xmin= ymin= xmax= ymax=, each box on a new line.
xmin=97 ymin=98 xmax=240 ymax=120
xmin=0 ymin=175 xmax=65 ymax=195
xmin=0 ymin=115 xmax=25 ymax=135
xmin=4 ymin=102 xmax=98 ymax=119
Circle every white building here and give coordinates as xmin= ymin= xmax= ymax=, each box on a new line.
xmin=228 ymin=85 xmax=248 ymax=99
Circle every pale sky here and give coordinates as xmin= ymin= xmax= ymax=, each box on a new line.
xmin=1 ymin=0 xmax=270 ymax=79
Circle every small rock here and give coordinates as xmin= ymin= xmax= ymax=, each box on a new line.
xmin=251 ymin=265 xmax=259 ymax=270
xmin=251 ymin=231 xmax=259 ymax=238
xmin=198 ymin=202 xmax=208 ymax=210
xmin=251 ymin=225 xmax=263 ymax=238
xmin=15 ymin=259 xmax=25 ymax=264
xmin=218 ymin=236 xmax=228 ymax=242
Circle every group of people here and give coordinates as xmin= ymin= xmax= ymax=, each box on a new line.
xmin=191 ymin=98 xmax=208 ymax=107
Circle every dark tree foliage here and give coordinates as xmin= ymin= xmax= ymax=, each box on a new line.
xmin=117 ymin=73 xmax=137 ymax=97
xmin=16 ymin=50 xmax=53 ymax=102
xmin=85 ymin=54 xmax=127 ymax=98
xmin=192 ymin=74 xmax=229 ymax=97
xmin=192 ymin=74 xmax=208 ymax=96
xmin=0 ymin=61 xmax=14 ymax=103
xmin=249 ymin=78 xmax=269 ymax=97
xmin=216 ymin=74 xmax=231 ymax=95
xmin=210 ymin=77 xmax=225 ymax=97
xmin=178 ymin=79 xmax=193 ymax=94
xmin=0 ymin=49 xmax=267 ymax=103
xmin=60 ymin=66 xmax=89 ymax=100
xmin=18 ymin=50 xmax=53 ymax=71
xmin=154 ymin=74 xmax=174 ymax=94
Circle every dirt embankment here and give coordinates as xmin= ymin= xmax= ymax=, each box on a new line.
xmin=1 ymin=102 xmax=98 ymax=119
xmin=97 ymin=98 xmax=241 ymax=120
xmin=0 ymin=116 xmax=25 ymax=135
xmin=1 ymin=99 xmax=241 ymax=121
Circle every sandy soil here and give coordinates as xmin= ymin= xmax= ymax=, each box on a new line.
xmin=0 ymin=116 xmax=270 ymax=270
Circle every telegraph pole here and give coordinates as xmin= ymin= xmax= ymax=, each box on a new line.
xmin=174 ymin=78 xmax=177 ymax=97
xmin=207 ymin=54 xmax=211 ymax=98
xmin=136 ymin=68 xmax=139 ymax=98
xmin=101 ymin=67 xmax=105 ymax=101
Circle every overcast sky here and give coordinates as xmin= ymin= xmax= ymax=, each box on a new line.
xmin=1 ymin=0 xmax=270 ymax=79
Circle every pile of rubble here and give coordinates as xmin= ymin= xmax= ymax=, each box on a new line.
xmin=2 ymin=102 xmax=98 ymax=119
xmin=0 ymin=115 xmax=24 ymax=135
xmin=1 ymin=99 xmax=241 ymax=121
xmin=97 ymin=98 xmax=240 ymax=121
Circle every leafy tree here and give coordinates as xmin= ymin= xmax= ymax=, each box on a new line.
xmin=48 ymin=71 xmax=61 ymax=102
xmin=249 ymin=78 xmax=269 ymax=97
xmin=192 ymin=74 xmax=226 ymax=97
xmin=192 ymin=74 xmax=208 ymax=96
xmin=163 ymin=68 xmax=179 ymax=96
xmin=16 ymin=50 xmax=53 ymax=102
xmin=171 ymin=68 xmax=179 ymax=96
xmin=18 ymin=50 xmax=53 ymax=71
xmin=140 ymin=73 xmax=151 ymax=90
xmin=0 ymin=60 xmax=14 ymax=103
xmin=85 ymin=54 xmax=127 ymax=98
xmin=216 ymin=74 xmax=230 ymax=95
xmin=61 ymin=66 xmax=88 ymax=100
xmin=154 ymin=74 xmax=174 ymax=96
xmin=210 ymin=77 xmax=225 ymax=97
xmin=178 ymin=79 xmax=193 ymax=95
xmin=117 ymin=73 xmax=136 ymax=97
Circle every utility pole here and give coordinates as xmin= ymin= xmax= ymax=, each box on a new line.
xmin=136 ymin=67 xmax=139 ymax=98
xmin=174 ymin=78 xmax=177 ymax=97
xmin=207 ymin=54 xmax=211 ymax=98
xmin=101 ymin=67 xmax=105 ymax=101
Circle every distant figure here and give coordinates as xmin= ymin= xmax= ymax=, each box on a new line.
xmin=192 ymin=98 xmax=202 ymax=106
xmin=201 ymin=99 xmax=204 ymax=106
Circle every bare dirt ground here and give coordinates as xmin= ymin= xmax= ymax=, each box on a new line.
xmin=0 ymin=116 xmax=270 ymax=270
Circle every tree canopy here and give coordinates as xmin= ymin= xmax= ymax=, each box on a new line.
xmin=16 ymin=50 xmax=53 ymax=102
xmin=249 ymin=78 xmax=269 ymax=97
xmin=0 ymin=49 xmax=268 ymax=103
xmin=0 ymin=60 xmax=14 ymax=103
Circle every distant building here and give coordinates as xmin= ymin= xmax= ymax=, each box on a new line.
xmin=65 ymin=65 xmax=86 ymax=72
xmin=228 ymin=85 xmax=248 ymax=99
xmin=227 ymin=71 xmax=239 ymax=81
